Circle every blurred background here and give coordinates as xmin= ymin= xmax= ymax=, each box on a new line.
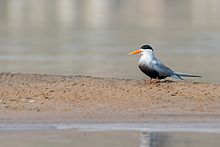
xmin=0 ymin=0 xmax=220 ymax=82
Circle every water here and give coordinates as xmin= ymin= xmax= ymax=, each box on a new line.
xmin=0 ymin=0 xmax=220 ymax=82
xmin=1 ymin=131 xmax=220 ymax=147
xmin=1 ymin=123 xmax=220 ymax=147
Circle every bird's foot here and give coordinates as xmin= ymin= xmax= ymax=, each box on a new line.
xmin=147 ymin=78 xmax=160 ymax=84
xmin=162 ymin=79 xmax=174 ymax=83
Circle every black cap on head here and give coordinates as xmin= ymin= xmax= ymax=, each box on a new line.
xmin=140 ymin=44 xmax=153 ymax=51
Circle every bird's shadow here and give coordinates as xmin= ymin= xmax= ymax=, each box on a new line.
xmin=160 ymin=79 xmax=175 ymax=83
xmin=143 ymin=79 xmax=175 ymax=85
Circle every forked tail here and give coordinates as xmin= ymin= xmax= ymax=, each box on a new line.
xmin=171 ymin=72 xmax=201 ymax=80
xmin=176 ymin=72 xmax=202 ymax=78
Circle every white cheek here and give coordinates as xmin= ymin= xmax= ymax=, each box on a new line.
xmin=139 ymin=50 xmax=154 ymax=64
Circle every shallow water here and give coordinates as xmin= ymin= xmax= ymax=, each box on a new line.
xmin=1 ymin=131 xmax=220 ymax=147
xmin=0 ymin=0 xmax=220 ymax=82
xmin=1 ymin=123 xmax=220 ymax=147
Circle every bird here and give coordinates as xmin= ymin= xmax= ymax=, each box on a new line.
xmin=129 ymin=44 xmax=201 ymax=83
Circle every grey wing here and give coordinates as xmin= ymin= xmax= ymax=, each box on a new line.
xmin=149 ymin=59 xmax=174 ymax=77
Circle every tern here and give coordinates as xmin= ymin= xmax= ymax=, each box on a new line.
xmin=129 ymin=44 xmax=201 ymax=82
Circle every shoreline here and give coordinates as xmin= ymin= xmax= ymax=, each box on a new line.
xmin=0 ymin=72 xmax=220 ymax=123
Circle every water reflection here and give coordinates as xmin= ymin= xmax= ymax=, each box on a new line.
xmin=139 ymin=131 xmax=220 ymax=147
xmin=0 ymin=0 xmax=220 ymax=82
xmin=139 ymin=132 xmax=154 ymax=147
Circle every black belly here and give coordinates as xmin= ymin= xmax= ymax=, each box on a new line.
xmin=138 ymin=64 xmax=166 ymax=79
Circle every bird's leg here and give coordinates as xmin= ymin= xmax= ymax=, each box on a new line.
xmin=155 ymin=77 xmax=160 ymax=83
xmin=147 ymin=78 xmax=160 ymax=84
xmin=152 ymin=77 xmax=160 ymax=84
xmin=149 ymin=78 xmax=153 ymax=84
xmin=148 ymin=78 xmax=155 ymax=84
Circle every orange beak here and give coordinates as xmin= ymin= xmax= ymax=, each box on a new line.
xmin=129 ymin=49 xmax=142 ymax=55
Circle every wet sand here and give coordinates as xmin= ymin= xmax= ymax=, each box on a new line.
xmin=0 ymin=72 xmax=220 ymax=123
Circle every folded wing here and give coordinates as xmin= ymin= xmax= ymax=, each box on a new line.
xmin=150 ymin=59 xmax=183 ymax=80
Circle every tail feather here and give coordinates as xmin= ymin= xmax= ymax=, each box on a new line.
xmin=175 ymin=72 xmax=202 ymax=78
xmin=171 ymin=74 xmax=184 ymax=80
